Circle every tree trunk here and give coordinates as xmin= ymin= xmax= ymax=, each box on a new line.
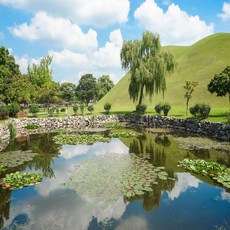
xmin=138 ymin=84 xmax=145 ymax=106
xmin=186 ymin=98 xmax=189 ymax=116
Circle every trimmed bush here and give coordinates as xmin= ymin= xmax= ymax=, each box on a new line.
xmin=154 ymin=102 xmax=171 ymax=116
xmin=48 ymin=107 xmax=55 ymax=117
xmin=104 ymin=102 xmax=112 ymax=114
xmin=162 ymin=103 xmax=171 ymax=116
xmin=29 ymin=104 xmax=39 ymax=117
xmin=0 ymin=106 xmax=9 ymax=120
xmin=189 ymin=103 xmax=211 ymax=120
xmin=60 ymin=107 xmax=66 ymax=112
xmin=80 ymin=104 xmax=85 ymax=115
xmin=154 ymin=103 xmax=162 ymax=115
xmin=88 ymin=105 xmax=94 ymax=114
xmin=136 ymin=104 xmax=147 ymax=114
xmin=227 ymin=112 xmax=230 ymax=123
xmin=72 ymin=104 xmax=79 ymax=115
xmin=8 ymin=102 xmax=20 ymax=118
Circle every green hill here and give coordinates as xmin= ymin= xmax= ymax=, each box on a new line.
xmin=95 ymin=33 xmax=230 ymax=116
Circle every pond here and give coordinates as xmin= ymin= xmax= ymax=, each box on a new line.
xmin=0 ymin=127 xmax=230 ymax=230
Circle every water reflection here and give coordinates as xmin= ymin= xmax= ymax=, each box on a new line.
xmin=0 ymin=130 xmax=230 ymax=229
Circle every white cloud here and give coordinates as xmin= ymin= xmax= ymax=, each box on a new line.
xmin=0 ymin=0 xmax=130 ymax=27
xmin=15 ymin=55 xmax=29 ymax=73
xmin=167 ymin=173 xmax=200 ymax=200
xmin=10 ymin=11 xmax=98 ymax=51
xmin=134 ymin=0 xmax=214 ymax=45
xmin=218 ymin=2 xmax=230 ymax=21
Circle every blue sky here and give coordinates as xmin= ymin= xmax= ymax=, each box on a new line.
xmin=0 ymin=0 xmax=229 ymax=84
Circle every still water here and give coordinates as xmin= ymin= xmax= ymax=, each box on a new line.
xmin=0 ymin=129 xmax=230 ymax=230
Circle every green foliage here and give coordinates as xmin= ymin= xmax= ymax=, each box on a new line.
xmin=104 ymin=102 xmax=111 ymax=114
xmin=189 ymin=103 xmax=211 ymax=119
xmin=60 ymin=82 xmax=76 ymax=103
xmin=72 ymin=104 xmax=79 ymax=115
xmin=227 ymin=112 xmax=230 ymax=123
xmin=103 ymin=122 xmax=126 ymax=129
xmin=60 ymin=107 xmax=66 ymax=112
xmin=53 ymin=134 xmax=110 ymax=145
xmin=87 ymin=105 xmax=94 ymax=114
xmin=48 ymin=107 xmax=55 ymax=117
xmin=183 ymin=81 xmax=198 ymax=115
xmin=208 ymin=66 xmax=230 ymax=101
xmin=0 ymin=46 xmax=22 ymax=104
xmin=154 ymin=103 xmax=163 ymax=115
xmin=25 ymin=123 xmax=40 ymax=129
xmin=136 ymin=104 xmax=147 ymax=114
xmin=162 ymin=103 xmax=171 ymax=116
xmin=0 ymin=105 xmax=9 ymax=119
xmin=29 ymin=103 xmax=39 ymax=116
xmin=8 ymin=102 xmax=20 ymax=117
xmin=0 ymin=165 xmax=5 ymax=173
xmin=154 ymin=102 xmax=171 ymax=116
xmin=97 ymin=75 xmax=115 ymax=100
xmin=0 ymin=171 xmax=42 ymax=190
xmin=177 ymin=158 xmax=230 ymax=189
xmin=76 ymin=74 xmax=97 ymax=105
xmin=8 ymin=123 xmax=16 ymax=140
xmin=80 ymin=104 xmax=85 ymax=115
xmin=109 ymin=131 xmax=141 ymax=138
xmin=120 ymin=31 xmax=175 ymax=106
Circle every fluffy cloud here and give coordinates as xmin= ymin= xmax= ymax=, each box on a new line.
xmin=0 ymin=0 xmax=130 ymax=27
xmin=10 ymin=11 xmax=98 ymax=51
xmin=218 ymin=2 xmax=230 ymax=21
xmin=134 ymin=0 xmax=214 ymax=45
xmin=46 ymin=29 xmax=124 ymax=83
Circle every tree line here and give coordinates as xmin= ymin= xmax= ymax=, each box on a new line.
xmin=0 ymin=46 xmax=114 ymax=109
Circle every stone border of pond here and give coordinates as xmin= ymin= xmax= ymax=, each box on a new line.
xmin=0 ymin=115 xmax=229 ymax=151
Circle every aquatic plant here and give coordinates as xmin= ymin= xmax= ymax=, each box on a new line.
xmin=53 ymin=134 xmax=110 ymax=145
xmin=0 ymin=150 xmax=37 ymax=168
xmin=65 ymin=153 xmax=175 ymax=208
xmin=177 ymin=158 xmax=230 ymax=189
xmin=0 ymin=171 xmax=42 ymax=190
xmin=109 ymin=131 xmax=141 ymax=138
xmin=103 ymin=122 xmax=126 ymax=129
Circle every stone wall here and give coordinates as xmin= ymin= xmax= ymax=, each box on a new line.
xmin=0 ymin=114 xmax=229 ymax=150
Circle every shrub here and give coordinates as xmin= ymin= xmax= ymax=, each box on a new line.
xmin=154 ymin=103 xmax=162 ymax=115
xmin=80 ymin=104 xmax=85 ymax=115
xmin=104 ymin=102 xmax=111 ymax=114
xmin=8 ymin=102 xmax=20 ymax=118
xmin=227 ymin=112 xmax=230 ymax=123
xmin=136 ymin=104 xmax=147 ymax=114
xmin=0 ymin=106 xmax=9 ymax=120
xmin=72 ymin=104 xmax=79 ymax=115
xmin=189 ymin=103 xmax=211 ymax=120
xmin=162 ymin=103 xmax=171 ymax=116
xmin=25 ymin=124 xmax=40 ymax=129
xmin=48 ymin=107 xmax=55 ymax=117
xmin=29 ymin=104 xmax=39 ymax=117
xmin=88 ymin=105 xmax=94 ymax=114
xmin=60 ymin=107 xmax=66 ymax=112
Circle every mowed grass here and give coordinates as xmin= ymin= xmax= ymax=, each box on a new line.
xmin=94 ymin=33 xmax=230 ymax=122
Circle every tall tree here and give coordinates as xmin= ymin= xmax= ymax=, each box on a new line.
xmin=0 ymin=46 xmax=21 ymax=104
xmin=208 ymin=66 xmax=230 ymax=102
xmin=60 ymin=82 xmax=77 ymax=103
xmin=120 ymin=31 xmax=175 ymax=106
xmin=183 ymin=81 xmax=198 ymax=116
xmin=76 ymin=74 xmax=97 ymax=105
xmin=97 ymin=75 xmax=114 ymax=100
xmin=27 ymin=55 xmax=53 ymax=89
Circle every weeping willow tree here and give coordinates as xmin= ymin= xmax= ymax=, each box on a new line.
xmin=120 ymin=31 xmax=175 ymax=106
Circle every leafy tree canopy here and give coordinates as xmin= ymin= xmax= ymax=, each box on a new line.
xmin=120 ymin=31 xmax=175 ymax=106
xmin=97 ymin=75 xmax=114 ymax=100
xmin=60 ymin=82 xmax=77 ymax=103
xmin=208 ymin=66 xmax=230 ymax=102
xmin=76 ymin=74 xmax=97 ymax=105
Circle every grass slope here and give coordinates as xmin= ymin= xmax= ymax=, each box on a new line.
xmin=95 ymin=33 xmax=230 ymax=118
